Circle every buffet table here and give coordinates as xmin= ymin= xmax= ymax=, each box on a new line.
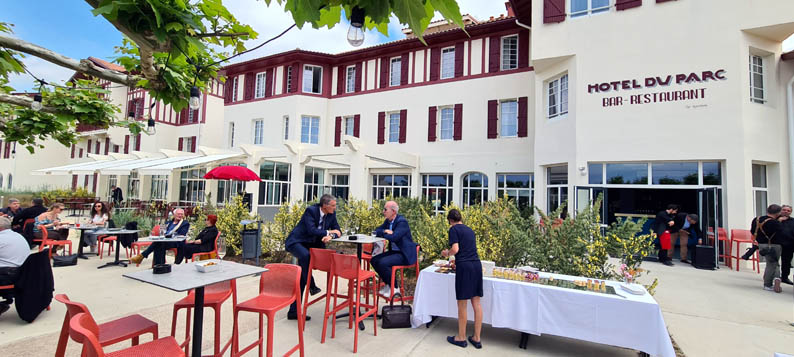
xmin=411 ymin=266 xmax=674 ymax=357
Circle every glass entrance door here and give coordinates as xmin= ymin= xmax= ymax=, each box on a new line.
xmin=574 ymin=186 xmax=607 ymax=226
xmin=697 ymin=187 xmax=722 ymax=267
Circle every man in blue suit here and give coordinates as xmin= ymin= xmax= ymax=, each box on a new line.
xmin=372 ymin=200 xmax=417 ymax=298
xmin=285 ymin=194 xmax=341 ymax=320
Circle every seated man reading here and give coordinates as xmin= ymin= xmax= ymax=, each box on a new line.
xmin=130 ymin=209 xmax=190 ymax=265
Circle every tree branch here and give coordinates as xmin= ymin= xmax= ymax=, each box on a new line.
xmin=194 ymin=32 xmax=250 ymax=38
xmin=0 ymin=35 xmax=140 ymax=87
xmin=83 ymin=0 xmax=170 ymax=53
xmin=0 ymin=93 xmax=60 ymax=115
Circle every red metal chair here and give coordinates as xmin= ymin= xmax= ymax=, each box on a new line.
xmin=191 ymin=231 xmax=221 ymax=262
xmin=171 ymin=280 xmax=237 ymax=356
xmin=36 ymin=225 xmax=72 ymax=259
xmin=376 ymin=245 xmax=421 ymax=304
xmin=707 ymin=227 xmax=731 ymax=268
xmin=130 ymin=225 xmax=158 ymax=263
xmin=232 ymin=264 xmax=304 ymax=357
xmin=98 ymin=235 xmax=129 ymax=259
xmin=54 ymin=294 xmax=158 ymax=357
xmin=68 ymin=312 xmax=184 ymax=357
xmin=301 ymin=248 xmax=344 ymax=342
xmin=328 ymin=253 xmax=378 ymax=353
xmin=730 ymin=229 xmax=760 ymax=273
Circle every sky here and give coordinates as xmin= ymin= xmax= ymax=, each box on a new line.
xmin=2 ymin=0 xmax=793 ymax=92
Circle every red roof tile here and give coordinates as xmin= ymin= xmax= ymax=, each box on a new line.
xmin=87 ymin=56 xmax=126 ymax=72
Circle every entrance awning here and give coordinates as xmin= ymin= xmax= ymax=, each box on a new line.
xmin=138 ymin=153 xmax=245 ymax=176
xmin=99 ymin=156 xmax=198 ymax=176
xmin=32 ymin=159 xmax=131 ymax=176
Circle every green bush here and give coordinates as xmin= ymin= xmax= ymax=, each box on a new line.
xmin=214 ymin=195 xmax=258 ymax=256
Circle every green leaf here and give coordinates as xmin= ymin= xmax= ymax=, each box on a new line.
xmin=165 ymin=22 xmax=183 ymax=32
xmin=316 ymin=6 xmax=342 ymax=29
xmin=429 ymin=0 xmax=465 ymax=30
xmin=91 ymin=3 xmax=115 ymax=17
xmin=392 ymin=0 xmax=430 ymax=40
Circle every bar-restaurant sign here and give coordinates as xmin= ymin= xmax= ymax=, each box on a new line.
xmin=587 ymin=69 xmax=726 ymax=107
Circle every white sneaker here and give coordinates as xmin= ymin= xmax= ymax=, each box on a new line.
xmin=392 ymin=287 xmax=401 ymax=297
xmin=378 ymin=285 xmax=391 ymax=296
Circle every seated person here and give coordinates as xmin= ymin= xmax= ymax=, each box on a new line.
xmin=130 ymin=209 xmax=190 ymax=265
xmin=34 ymin=203 xmax=71 ymax=244
xmin=0 ymin=216 xmax=30 ymax=316
xmin=372 ymin=200 xmax=418 ymax=297
xmin=0 ymin=198 xmax=21 ymax=220
xmin=84 ymin=202 xmax=110 ymax=253
xmin=12 ymin=198 xmax=47 ymax=238
xmin=177 ymin=214 xmax=219 ymax=264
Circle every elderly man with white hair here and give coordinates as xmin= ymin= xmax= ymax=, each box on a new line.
xmin=130 ymin=208 xmax=190 ymax=265
xmin=372 ymin=201 xmax=418 ymax=297
xmin=0 ymin=216 xmax=29 ymax=316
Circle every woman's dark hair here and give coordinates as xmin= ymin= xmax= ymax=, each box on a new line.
xmin=94 ymin=201 xmax=110 ymax=218
xmin=447 ymin=209 xmax=462 ymax=223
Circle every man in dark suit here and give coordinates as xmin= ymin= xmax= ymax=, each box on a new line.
xmin=12 ymin=198 xmax=47 ymax=240
xmin=111 ymin=185 xmax=123 ymax=207
xmin=285 ymin=194 xmax=341 ymax=321
xmin=653 ymin=204 xmax=678 ymax=266
xmin=372 ymin=200 xmax=418 ymax=298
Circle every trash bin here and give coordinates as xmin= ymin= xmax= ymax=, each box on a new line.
xmin=240 ymin=220 xmax=262 ymax=265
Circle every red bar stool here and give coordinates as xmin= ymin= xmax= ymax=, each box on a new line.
xmin=329 ymin=253 xmax=378 ymax=353
xmin=69 ymin=313 xmax=184 ymax=357
xmin=171 ymin=280 xmax=237 ymax=356
xmin=376 ymin=245 xmax=421 ymax=304
xmin=37 ymin=225 xmax=72 ymax=259
xmin=301 ymin=248 xmax=344 ymax=343
xmin=730 ymin=229 xmax=760 ymax=273
xmin=232 ymin=264 xmax=304 ymax=357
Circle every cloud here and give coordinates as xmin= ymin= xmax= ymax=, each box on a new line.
xmin=7 ymin=56 xmax=76 ymax=93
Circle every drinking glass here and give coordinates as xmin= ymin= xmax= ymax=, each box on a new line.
xmin=217 ymin=236 xmax=227 ymax=268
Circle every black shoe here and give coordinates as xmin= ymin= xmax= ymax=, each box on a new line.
xmin=468 ymin=336 xmax=482 ymax=349
xmin=741 ymin=246 xmax=757 ymax=260
xmin=447 ymin=336 xmax=467 ymax=348
xmin=781 ymin=278 xmax=794 ymax=285
xmin=309 ymin=286 xmax=321 ymax=296
xmin=287 ymin=313 xmax=310 ymax=321
xmin=0 ymin=304 xmax=9 ymax=316
xmin=662 ymin=260 xmax=674 ymax=266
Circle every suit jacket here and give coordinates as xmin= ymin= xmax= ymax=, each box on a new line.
xmin=112 ymin=187 xmax=124 ymax=202
xmin=654 ymin=210 xmax=675 ymax=235
xmin=285 ymin=204 xmax=340 ymax=249
xmin=165 ymin=219 xmax=190 ymax=238
xmin=14 ymin=249 xmax=54 ymax=323
xmin=195 ymin=226 xmax=219 ymax=251
xmin=12 ymin=205 xmax=47 ymax=230
xmin=375 ymin=215 xmax=418 ymax=265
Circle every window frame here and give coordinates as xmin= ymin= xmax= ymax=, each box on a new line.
xmin=253 ymin=119 xmax=265 ymax=145
xmin=371 ymin=174 xmax=412 ymax=200
xmin=752 ymin=163 xmax=768 ymax=216
xmin=547 ymin=73 xmax=569 ymax=119
xmin=587 ymin=161 xmax=724 ymax=187
xmin=570 ymin=0 xmax=611 ymax=18
xmin=501 ymin=34 xmax=519 ymax=71
xmin=462 ymin=172 xmax=489 ymax=206
xmin=344 ymin=115 xmax=355 ymax=136
xmin=254 ymin=71 xmax=266 ymax=99
xmin=283 ymin=115 xmax=290 ymax=141
xmin=345 ymin=65 xmax=356 ymax=93
xmin=438 ymin=106 xmax=454 ymax=141
xmin=302 ymin=65 xmax=323 ymax=94
xmin=388 ymin=112 xmax=401 ymax=143
xmin=150 ymin=175 xmax=169 ymax=201
xmin=285 ymin=66 xmax=293 ymax=93
xmin=389 ymin=57 xmax=402 ymax=87
xmin=300 ymin=115 xmax=320 ymax=144
xmin=127 ymin=171 xmax=141 ymax=200
xmin=178 ymin=167 xmax=207 ymax=204
xmin=499 ymin=99 xmax=519 ymax=138
xmin=749 ymin=55 xmax=765 ymax=104
xmin=258 ymin=161 xmax=291 ymax=206
xmin=229 ymin=122 xmax=235 ymax=148
xmin=421 ymin=174 xmax=454 ymax=213
xmin=231 ymin=76 xmax=238 ymax=102
xmin=497 ymin=173 xmax=534 ymax=210
xmin=303 ymin=166 xmax=325 ymax=202
xmin=440 ymin=47 xmax=456 ymax=80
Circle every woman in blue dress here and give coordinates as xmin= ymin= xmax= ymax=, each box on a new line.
xmin=441 ymin=209 xmax=483 ymax=349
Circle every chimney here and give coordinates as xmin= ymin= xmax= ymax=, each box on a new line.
xmin=505 ymin=1 xmax=515 ymax=17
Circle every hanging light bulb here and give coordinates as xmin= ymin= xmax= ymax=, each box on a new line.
xmin=31 ymin=94 xmax=43 ymax=111
xmin=127 ymin=111 xmax=136 ymax=121
xmin=146 ymin=117 xmax=156 ymax=135
xmin=347 ymin=6 xmax=365 ymax=47
xmin=189 ymin=86 xmax=201 ymax=110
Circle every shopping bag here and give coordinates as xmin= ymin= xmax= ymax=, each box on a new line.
xmin=660 ymin=231 xmax=671 ymax=250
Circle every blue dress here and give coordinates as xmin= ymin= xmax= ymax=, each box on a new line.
xmin=449 ymin=224 xmax=483 ymax=300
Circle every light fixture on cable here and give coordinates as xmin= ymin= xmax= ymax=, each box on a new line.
xmin=347 ymin=6 xmax=365 ymax=47
xmin=31 ymin=94 xmax=43 ymax=111
xmin=146 ymin=116 xmax=156 ymax=135
xmin=189 ymin=86 xmax=201 ymax=110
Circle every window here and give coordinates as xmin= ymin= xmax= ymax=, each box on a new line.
xmin=259 ymin=161 xmax=291 ymax=206
xmin=283 ymin=116 xmax=290 ymax=140
xmin=346 ymin=66 xmax=356 ymax=93
xmin=229 ymin=122 xmax=235 ymax=148
xmin=231 ymin=76 xmax=238 ymax=101
xmin=372 ymin=174 xmax=411 ymax=200
xmin=127 ymin=172 xmax=140 ymax=200
xmin=188 ymin=106 xmax=197 ymax=123
xmin=702 ymin=162 xmax=722 ymax=185
xmin=570 ymin=0 xmax=610 ymax=18
xmin=106 ymin=175 xmax=117 ymax=201
xmin=441 ymin=47 xmax=455 ymax=79
xmin=254 ymin=72 xmax=266 ymax=98
xmin=500 ymin=100 xmax=518 ymax=137
xmin=750 ymin=55 xmax=764 ymax=103
xmin=330 ymin=174 xmax=350 ymax=200
xmin=439 ymin=107 xmax=454 ymax=140
xmin=218 ymin=179 xmax=246 ymax=204
xmin=652 ymin=162 xmax=698 ymax=185
xmin=303 ymin=65 xmax=322 ymax=94
xmin=606 ymin=163 xmax=648 ymax=184
xmin=301 ymin=116 xmax=320 ymax=144
xmin=752 ymin=164 xmax=768 ymax=216
xmin=388 ymin=113 xmax=400 ymax=143
xmin=180 ymin=136 xmax=195 ymax=152
xmin=303 ymin=166 xmax=325 ymax=201
xmin=150 ymin=175 xmax=168 ymax=201
xmin=548 ymin=74 xmax=568 ymax=119
xmin=546 ymin=165 xmax=568 ymax=213
xmin=179 ymin=167 xmax=206 ymax=204
xmin=422 ymin=174 xmax=453 ymax=213
xmin=286 ymin=66 xmax=293 ymax=93
xmin=129 ymin=135 xmax=139 ymax=152
xmin=590 ymin=161 xmax=723 ymax=186
xmin=253 ymin=119 xmax=264 ymax=145
xmin=462 ymin=172 xmax=488 ymax=206
xmin=497 ymin=174 xmax=533 ymax=210
xmin=588 ymin=163 xmax=603 ymax=184
xmin=501 ymin=35 xmax=518 ymax=70
xmin=344 ymin=116 xmax=355 ymax=136
xmin=390 ymin=57 xmax=401 ymax=86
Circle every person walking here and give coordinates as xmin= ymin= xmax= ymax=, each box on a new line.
xmin=751 ymin=204 xmax=783 ymax=292
xmin=441 ymin=209 xmax=483 ymax=349
xmin=653 ymin=204 xmax=678 ymax=266
xmin=777 ymin=205 xmax=794 ymax=285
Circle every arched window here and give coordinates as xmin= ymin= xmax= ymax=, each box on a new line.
xmin=6 ymin=174 xmax=10 ymax=190
xmin=462 ymin=172 xmax=489 ymax=206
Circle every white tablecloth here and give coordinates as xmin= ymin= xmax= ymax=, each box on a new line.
xmin=411 ymin=266 xmax=675 ymax=357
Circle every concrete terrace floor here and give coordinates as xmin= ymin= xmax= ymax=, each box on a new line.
xmin=0 ymin=235 xmax=792 ymax=356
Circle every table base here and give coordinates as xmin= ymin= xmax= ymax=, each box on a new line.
xmin=97 ymin=260 xmax=128 ymax=269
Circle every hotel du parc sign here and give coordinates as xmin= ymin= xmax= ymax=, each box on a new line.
xmin=588 ymin=69 xmax=727 ymax=108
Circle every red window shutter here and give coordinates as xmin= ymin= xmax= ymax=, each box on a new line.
xmin=518 ymin=97 xmax=528 ymax=137
xmin=223 ymin=76 xmax=232 ymax=103
xmin=95 ymin=141 xmax=100 ymax=154
xmin=113 ymin=145 xmax=119 ymax=153
xmin=355 ymin=63 xmax=363 ymax=92
xmin=616 ymin=0 xmax=642 ymax=10
xmin=377 ymin=112 xmax=385 ymax=144
xmin=454 ymin=42 xmax=464 ymax=77
xmin=124 ymin=135 xmax=130 ymax=154
xmin=192 ymin=109 xmax=199 ymax=123
xmin=70 ymin=144 xmax=75 ymax=158
xmin=337 ymin=65 xmax=346 ymax=95
xmin=135 ymin=134 xmax=141 ymax=151
xmin=353 ymin=114 xmax=361 ymax=137
xmin=399 ymin=109 xmax=407 ymax=144
xmin=84 ymin=175 xmax=89 ymax=187
xmin=453 ymin=103 xmax=463 ymax=141
xmin=489 ymin=36 xmax=500 ymax=73
xmin=429 ymin=48 xmax=441 ymax=81
xmin=104 ymin=138 xmax=110 ymax=155
xmin=127 ymin=99 xmax=135 ymax=117
xmin=290 ymin=64 xmax=299 ymax=93
xmin=544 ymin=0 xmax=566 ymax=23
xmin=427 ymin=106 xmax=437 ymax=142
xmin=87 ymin=139 xmax=92 ymax=155
xmin=379 ymin=57 xmax=389 ymax=88
xmin=487 ymin=100 xmax=498 ymax=139
xmin=0 ymin=140 xmax=4 ymax=158
xmin=400 ymin=53 xmax=410 ymax=85
xmin=519 ymin=29 xmax=530 ymax=68
xmin=190 ymin=136 xmax=196 ymax=153
xmin=180 ymin=108 xmax=188 ymax=125
xmin=71 ymin=175 xmax=78 ymax=190
xmin=265 ymin=68 xmax=274 ymax=97
xmin=92 ymin=173 xmax=98 ymax=193
xmin=3 ymin=143 xmax=8 ymax=159
xmin=79 ymin=148 xmax=84 ymax=158
xmin=178 ymin=137 xmax=184 ymax=151
xmin=243 ymin=72 xmax=254 ymax=100
xmin=334 ymin=116 xmax=342 ymax=147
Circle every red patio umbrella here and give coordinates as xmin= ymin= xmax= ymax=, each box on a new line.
xmin=203 ymin=166 xmax=260 ymax=181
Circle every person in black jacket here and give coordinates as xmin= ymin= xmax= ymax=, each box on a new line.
xmin=653 ymin=204 xmax=678 ymax=266
xmin=671 ymin=211 xmax=691 ymax=263
xmin=682 ymin=214 xmax=703 ymax=263
xmin=111 ymin=186 xmax=123 ymax=207
xmin=11 ymin=198 xmax=47 ymax=236
xmin=176 ymin=214 xmax=219 ymax=264
xmin=751 ymin=204 xmax=783 ymax=292
xmin=778 ymin=205 xmax=794 ymax=285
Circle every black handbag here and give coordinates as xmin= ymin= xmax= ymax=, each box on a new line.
xmin=380 ymin=293 xmax=412 ymax=329
xmin=52 ymin=254 xmax=78 ymax=267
